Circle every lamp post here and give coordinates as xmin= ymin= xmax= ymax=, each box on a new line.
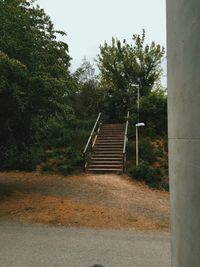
xmin=135 ymin=122 xmax=145 ymax=167
xmin=130 ymin=83 xmax=144 ymax=166
xmin=130 ymin=83 xmax=140 ymax=121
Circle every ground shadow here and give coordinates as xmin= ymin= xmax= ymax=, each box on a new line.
xmin=0 ymin=184 xmax=14 ymax=200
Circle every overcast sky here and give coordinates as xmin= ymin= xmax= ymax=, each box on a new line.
xmin=37 ymin=0 xmax=166 ymax=83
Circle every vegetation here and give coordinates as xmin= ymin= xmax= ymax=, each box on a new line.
xmin=0 ymin=0 xmax=168 ymax=189
xmin=97 ymin=31 xmax=165 ymax=121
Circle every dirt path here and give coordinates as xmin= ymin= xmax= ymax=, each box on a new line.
xmin=0 ymin=172 xmax=169 ymax=231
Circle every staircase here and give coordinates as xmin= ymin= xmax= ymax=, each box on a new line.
xmin=86 ymin=124 xmax=125 ymax=172
xmin=83 ymin=112 xmax=129 ymax=173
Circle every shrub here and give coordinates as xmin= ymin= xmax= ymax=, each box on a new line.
xmin=139 ymin=138 xmax=156 ymax=164
xmin=0 ymin=145 xmax=44 ymax=171
xmin=126 ymin=141 xmax=136 ymax=162
xmin=127 ymin=138 xmax=159 ymax=165
xmin=0 ymin=117 xmax=91 ymax=174
xmin=129 ymin=161 xmax=162 ymax=189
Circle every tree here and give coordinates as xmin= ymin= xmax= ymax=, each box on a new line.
xmin=0 ymin=0 xmax=72 ymax=145
xmin=140 ymin=88 xmax=167 ymax=136
xmin=97 ymin=30 xmax=165 ymax=120
xmin=72 ymin=58 xmax=100 ymax=118
xmin=0 ymin=51 xmax=28 ymax=144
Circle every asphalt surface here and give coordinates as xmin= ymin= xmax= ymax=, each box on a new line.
xmin=0 ymin=224 xmax=171 ymax=267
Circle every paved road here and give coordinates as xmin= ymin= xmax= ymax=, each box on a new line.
xmin=0 ymin=224 xmax=170 ymax=267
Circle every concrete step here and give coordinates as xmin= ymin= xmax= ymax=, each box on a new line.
xmin=100 ymin=130 xmax=124 ymax=133
xmin=99 ymin=132 xmax=124 ymax=134
xmin=101 ymin=125 xmax=124 ymax=127
xmin=94 ymin=146 xmax=122 ymax=151
xmin=94 ymin=151 xmax=122 ymax=154
xmin=98 ymin=136 xmax=123 ymax=138
xmin=97 ymin=138 xmax=124 ymax=141
xmin=95 ymin=144 xmax=123 ymax=146
xmin=96 ymin=142 xmax=123 ymax=144
xmin=100 ymin=133 xmax=124 ymax=135
xmin=100 ymin=127 xmax=124 ymax=129
xmin=89 ymin=160 xmax=122 ymax=164
xmin=101 ymin=124 xmax=124 ymax=127
xmin=92 ymin=152 xmax=123 ymax=156
xmin=85 ymin=122 xmax=126 ymax=173
xmin=95 ymin=145 xmax=123 ymax=148
xmin=91 ymin=157 xmax=123 ymax=160
xmin=96 ymin=141 xmax=124 ymax=143
xmin=99 ymin=131 xmax=124 ymax=133
xmin=91 ymin=157 xmax=123 ymax=161
xmin=99 ymin=134 xmax=123 ymax=137
xmin=95 ymin=152 xmax=123 ymax=155
xmin=100 ymin=130 xmax=124 ymax=132
xmin=87 ymin=168 xmax=123 ymax=172
xmin=98 ymin=136 xmax=124 ymax=139
xmin=97 ymin=141 xmax=123 ymax=143
xmin=95 ymin=144 xmax=124 ymax=147
xmin=87 ymin=164 xmax=123 ymax=169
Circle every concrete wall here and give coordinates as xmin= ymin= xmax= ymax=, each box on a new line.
xmin=167 ymin=0 xmax=200 ymax=266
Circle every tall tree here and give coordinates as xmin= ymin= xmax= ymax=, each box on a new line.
xmin=0 ymin=0 xmax=72 ymax=145
xmin=97 ymin=30 xmax=165 ymax=120
xmin=72 ymin=58 xmax=100 ymax=118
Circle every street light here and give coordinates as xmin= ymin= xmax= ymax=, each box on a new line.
xmin=131 ymin=83 xmax=144 ymax=166
xmin=135 ymin=122 xmax=145 ymax=167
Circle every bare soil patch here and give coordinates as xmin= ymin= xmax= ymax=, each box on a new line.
xmin=0 ymin=172 xmax=169 ymax=231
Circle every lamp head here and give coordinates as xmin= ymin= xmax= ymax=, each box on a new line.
xmin=136 ymin=122 xmax=145 ymax=127
xmin=130 ymin=83 xmax=139 ymax=88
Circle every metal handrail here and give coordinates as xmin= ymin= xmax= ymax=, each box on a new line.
xmin=123 ymin=111 xmax=130 ymax=153
xmin=123 ymin=111 xmax=130 ymax=172
xmin=83 ymin=112 xmax=101 ymax=154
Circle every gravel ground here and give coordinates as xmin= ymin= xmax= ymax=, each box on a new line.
xmin=0 ymin=172 xmax=169 ymax=231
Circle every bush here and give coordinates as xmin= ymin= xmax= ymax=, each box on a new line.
xmin=0 ymin=145 xmax=44 ymax=171
xmin=0 ymin=117 xmax=91 ymax=174
xmin=126 ymin=138 xmax=159 ymax=164
xmin=126 ymin=141 xmax=136 ymax=162
xmin=41 ymin=146 xmax=85 ymax=175
xmin=139 ymin=138 xmax=156 ymax=164
xmin=129 ymin=161 xmax=162 ymax=189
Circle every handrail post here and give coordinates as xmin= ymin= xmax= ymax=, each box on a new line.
xmin=123 ymin=111 xmax=130 ymax=173
xmin=83 ymin=112 xmax=102 ymax=171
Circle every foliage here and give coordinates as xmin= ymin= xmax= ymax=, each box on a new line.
xmin=129 ymin=161 xmax=162 ymax=189
xmin=72 ymin=58 xmax=101 ymax=119
xmin=139 ymin=138 xmax=157 ymax=164
xmin=0 ymin=116 xmax=94 ymax=173
xmin=0 ymin=144 xmax=44 ymax=171
xmin=126 ymin=137 xmax=156 ymax=163
xmin=126 ymin=135 xmax=168 ymax=190
xmin=38 ymin=118 xmax=94 ymax=175
xmin=0 ymin=51 xmax=28 ymax=145
xmin=0 ymin=0 xmax=72 ymax=146
xmin=139 ymin=88 xmax=167 ymax=136
xmin=97 ymin=30 xmax=165 ymax=120
xmin=0 ymin=0 xmax=168 ymax=189
xmin=126 ymin=87 xmax=168 ymax=189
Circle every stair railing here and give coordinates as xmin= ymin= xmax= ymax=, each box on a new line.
xmin=83 ymin=112 xmax=102 ymax=170
xmin=123 ymin=111 xmax=130 ymax=172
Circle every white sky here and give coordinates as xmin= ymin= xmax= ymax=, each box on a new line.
xmin=37 ymin=0 xmax=166 ymax=83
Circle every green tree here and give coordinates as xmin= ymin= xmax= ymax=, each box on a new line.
xmin=72 ymin=58 xmax=100 ymax=118
xmin=139 ymin=88 xmax=167 ymax=136
xmin=0 ymin=0 xmax=72 ymax=145
xmin=97 ymin=30 xmax=165 ymax=120
xmin=0 ymin=51 xmax=28 ymax=144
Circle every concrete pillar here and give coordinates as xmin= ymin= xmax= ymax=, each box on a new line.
xmin=167 ymin=0 xmax=200 ymax=266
